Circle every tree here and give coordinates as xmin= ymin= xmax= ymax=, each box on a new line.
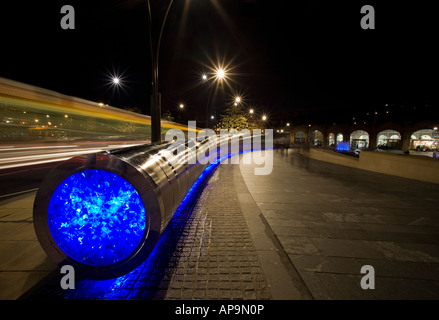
xmin=162 ymin=110 xmax=174 ymax=122
xmin=219 ymin=105 xmax=248 ymax=130
xmin=121 ymin=106 xmax=142 ymax=114
xmin=248 ymin=115 xmax=265 ymax=131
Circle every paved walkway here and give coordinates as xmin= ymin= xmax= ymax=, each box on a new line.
xmin=240 ymin=149 xmax=439 ymax=299
xmin=1 ymin=148 xmax=439 ymax=299
xmin=0 ymin=192 xmax=56 ymax=300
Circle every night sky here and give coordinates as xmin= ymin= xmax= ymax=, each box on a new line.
xmin=1 ymin=0 xmax=437 ymax=125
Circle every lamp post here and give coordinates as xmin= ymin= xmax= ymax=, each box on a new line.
xmin=147 ymin=0 xmax=174 ymax=143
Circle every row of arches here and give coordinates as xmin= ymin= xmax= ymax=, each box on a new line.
xmin=292 ymin=129 xmax=439 ymax=151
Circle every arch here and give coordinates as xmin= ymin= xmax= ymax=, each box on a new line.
xmin=310 ymin=130 xmax=323 ymax=146
xmin=375 ymin=122 xmax=403 ymax=135
xmin=294 ymin=131 xmax=306 ymax=144
xmin=350 ymin=130 xmax=369 ymax=149
xmin=376 ymin=129 xmax=401 ymax=150
xmin=410 ymin=129 xmax=439 ymax=151
xmin=407 ymin=121 xmax=438 ymax=135
xmin=328 ymin=133 xmax=335 ymax=146
xmin=336 ymin=133 xmax=343 ymax=143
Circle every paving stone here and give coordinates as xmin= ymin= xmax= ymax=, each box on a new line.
xmin=240 ymin=149 xmax=439 ymax=299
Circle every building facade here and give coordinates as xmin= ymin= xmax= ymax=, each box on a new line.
xmin=289 ymin=121 xmax=439 ymax=151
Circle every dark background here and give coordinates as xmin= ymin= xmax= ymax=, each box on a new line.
xmin=0 ymin=0 xmax=437 ymax=125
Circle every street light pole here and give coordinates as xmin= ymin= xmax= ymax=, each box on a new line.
xmin=147 ymin=0 xmax=174 ymax=143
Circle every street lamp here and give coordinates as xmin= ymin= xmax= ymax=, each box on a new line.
xmin=147 ymin=0 xmax=175 ymax=143
xmin=112 ymin=77 xmax=121 ymax=85
xmin=216 ymin=68 xmax=225 ymax=80
xmin=179 ymin=103 xmax=184 ymax=109
xmin=262 ymin=115 xmax=267 ymax=121
xmin=249 ymin=108 xmax=254 ymax=114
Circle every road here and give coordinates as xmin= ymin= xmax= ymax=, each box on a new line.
xmin=0 ymin=140 xmax=148 ymax=198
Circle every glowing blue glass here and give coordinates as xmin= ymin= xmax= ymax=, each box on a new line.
xmin=48 ymin=169 xmax=146 ymax=266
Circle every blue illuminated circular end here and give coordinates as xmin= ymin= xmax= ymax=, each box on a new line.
xmin=47 ymin=169 xmax=146 ymax=266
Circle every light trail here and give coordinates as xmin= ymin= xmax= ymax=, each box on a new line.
xmin=0 ymin=145 xmax=78 ymax=151
xmin=0 ymin=144 xmax=145 ymax=170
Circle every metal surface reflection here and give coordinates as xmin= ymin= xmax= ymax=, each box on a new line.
xmin=33 ymin=134 xmax=255 ymax=279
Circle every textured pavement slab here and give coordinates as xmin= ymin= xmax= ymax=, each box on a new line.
xmin=239 ymin=149 xmax=439 ymax=299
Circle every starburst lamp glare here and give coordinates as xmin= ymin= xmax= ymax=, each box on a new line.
xmin=216 ymin=68 xmax=225 ymax=80
xmin=112 ymin=77 xmax=120 ymax=85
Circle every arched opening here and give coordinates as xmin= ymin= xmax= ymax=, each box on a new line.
xmin=350 ymin=130 xmax=369 ymax=149
xmin=310 ymin=130 xmax=323 ymax=146
xmin=377 ymin=130 xmax=401 ymax=150
xmin=328 ymin=133 xmax=335 ymax=146
xmin=336 ymin=133 xmax=343 ymax=144
xmin=411 ymin=129 xmax=439 ymax=151
xmin=294 ymin=131 xmax=306 ymax=144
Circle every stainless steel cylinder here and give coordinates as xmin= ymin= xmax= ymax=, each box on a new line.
xmin=33 ymin=139 xmax=208 ymax=279
xmin=33 ymin=133 xmax=263 ymax=279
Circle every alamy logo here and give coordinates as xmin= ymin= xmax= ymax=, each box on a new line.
xmin=360 ymin=5 xmax=375 ymax=30
xmin=360 ymin=265 xmax=375 ymax=290
xmin=165 ymin=122 xmax=274 ymax=175
xmin=61 ymin=5 xmax=375 ymax=31
xmin=60 ymin=264 xmax=75 ymax=289
xmin=60 ymin=5 xmax=75 ymax=30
